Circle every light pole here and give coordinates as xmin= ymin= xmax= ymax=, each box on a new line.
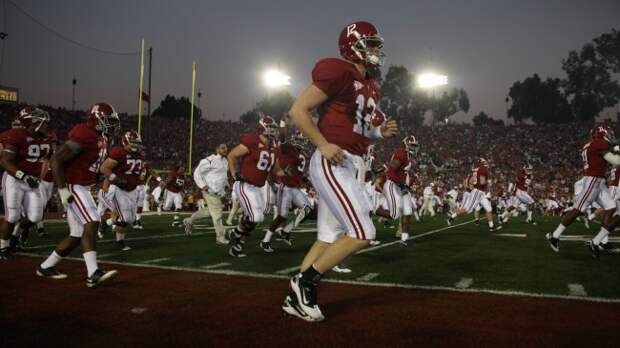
xmin=416 ymin=72 xmax=448 ymax=125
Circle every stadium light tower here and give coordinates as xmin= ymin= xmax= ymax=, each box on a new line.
xmin=416 ymin=72 xmax=448 ymax=89
xmin=263 ymin=68 xmax=291 ymax=88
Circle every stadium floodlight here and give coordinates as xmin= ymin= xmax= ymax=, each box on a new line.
xmin=263 ymin=69 xmax=291 ymax=88
xmin=417 ymin=72 xmax=448 ymax=89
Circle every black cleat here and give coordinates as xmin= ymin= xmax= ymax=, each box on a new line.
xmin=546 ymin=233 xmax=559 ymax=252
xmin=282 ymin=292 xmax=315 ymax=322
xmin=0 ymin=247 xmax=11 ymax=260
xmin=586 ymin=240 xmax=600 ymax=258
xmin=260 ymin=241 xmax=274 ymax=253
xmin=36 ymin=266 xmax=67 ymax=279
xmin=117 ymin=240 xmax=131 ymax=251
xmin=599 ymin=242 xmax=620 ymax=254
xmin=37 ymin=228 xmax=48 ymax=238
xmin=86 ymin=269 xmax=118 ymax=288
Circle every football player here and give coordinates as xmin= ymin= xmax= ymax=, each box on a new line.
xmin=447 ymin=158 xmax=501 ymax=231
xmin=98 ymin=130 xmax=146 ymax=251
xmin=0 ymin=107 xmax=51 ymax=259
xmin=227 ymin=115 xmax=285 ymax=257
xmin=548 ymin=125 xmax=620 ymax=256
xmin=281 ymin=21 xmax=397 ymax=322
xmin=133 ymin=160 xmax=151 ymax=230
xmin=37 ymin=102 xmax=119 ymax=287
xmin=262 ymin=131 xmax=312 ymax=251
xmin=163 ymin=163 xmax=186 ymax=227
xmin=500 ymin=163 xmax=536 ymax=225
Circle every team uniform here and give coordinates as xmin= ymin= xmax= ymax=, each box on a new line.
xmin=0 ymin=127 xmax=54 ymax=224
xmin=510 ymin=169 xmax=535 ymax=207
xmin=275 ymin=144 xmax=310 ymax=219
xmin=307 ymin=58 xmax=383 ymax=243
xmin=382 ymin=147 xmax=413 ymax=220
xmin=462 ymin=165 xmax=492 ymax=214
xmin=163 ymin=171 xmax=185 ymax=211
xmin=572 ymin=138 xmax=615 ymax=212
xmin=234 ymin=133 xmax=275 ymax=224
xmin=99 ymin=145 xmax=145 ymax=225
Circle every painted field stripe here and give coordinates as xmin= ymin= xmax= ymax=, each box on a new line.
xmin=568 ymin=284 xmax=587 ymax=297
xmin=356 ymin=273 xmax=380 ymax=282
xmin=97 ymin=253 xmax=116 ymax=258
xmin=496 ymin=233 xmax=527 ymax=238
xmin=15 ymin=253 xmax=620 ymax=304
xmin=455 ymin=278 xmax=474 ymax=289
xmin=141 ymin=257 xmax=171 ymax=264
xmin=357 ymin=219 xmax=478 ymax=254
xmin=275 ymin=266 xmax=300 ymax=275
xmin=201 ymin=262 xmax=232 ymax=270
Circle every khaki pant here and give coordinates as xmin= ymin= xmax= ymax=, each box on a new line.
xmin=187 ymin=190 xmax=226 ymax=241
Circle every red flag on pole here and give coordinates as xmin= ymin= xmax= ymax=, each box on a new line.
xmin=141 ymin=91 xmax=150 ymax=103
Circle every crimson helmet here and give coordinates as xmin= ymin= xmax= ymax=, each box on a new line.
xmin=478 ymin=157 xmax=489 ymax=167
xmin=122 ymin=130 xmax=143 ymax=153
xmin=17 ymin=106 xmax=50 ymax=134
xmin=11 ymin=117 xmax=21 ymax=128
xmin=371 ymin=109 xmax=386 ymax=127
xmin=87 ymin=102 xmax=120 ymax=136
xmin=257 ymin=115 xmax=278 ymax=140
xmin=403 ymin=135 xmax=419 ymax=155
xmin=591 ymin=124 xmax=615 ymax=143
xmin=338 ymin=21 xmax=385 ymax=67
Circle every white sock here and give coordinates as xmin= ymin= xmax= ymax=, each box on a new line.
xmin=106 ymin=218 xmax=113 ymax=226
xmin=135 ymin=214 xmax=141 ymax=221
xmin=0 ymin=239 xmax=10 ymax=249
xmin=116 ymin=232 xmax=125 ymax=241
xmin=602 ymin=235 xmax=609 ymax=244
xmin=552 ymin=224 xmax=566 ymax=239
xmin=414 ymin=212 xmax=420 ymax=221
xmin=593 ymin=228 xmax=610 ymax=245
xmin=527 ymin=211 xmax=533 ymax=220
xmin=37 ymin=221 xmax=44 ymax=229
xmin=83 ymin=251 xmax=98 ymax=277
xmin=450 ymin=212 xmax=457 ymax=219
xmin=488 ymin=220 xmax=494 ymax=228
xmin=41 ymin=251 xmax=63 ymax=269
xmin=401 ymin=232 xmax=409 ymax=241
xmin=283 ymin=221 xmax=295 ymax=233
xmin=263 ymin=230 xmax=273 ymax=243
xmin=174 ymin=214 xmax=180 ymax=221
xmin=588 ymin=213 xmax=596 ymax=221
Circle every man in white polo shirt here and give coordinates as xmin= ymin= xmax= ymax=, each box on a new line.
xmin=184 ymin=144 xmax=229 ymax=244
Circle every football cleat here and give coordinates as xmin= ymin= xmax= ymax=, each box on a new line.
xmin=0 ymin=247 xmax=11 ymax=260
xmin=585 ymin=240 xmax=600 ymax=258
xmin=398 ymin=240 xmax=408 ymax=247
xmin=332 ymin=263 xmax=352 ymax=273
xmin=215 ymin=237 xmax=230 ymax=246
xmin=36 ymin=266 xmax=68 ymax=279
xmin=260 ymin=241 xmax=275 ymax=253
xmin=86 ymin=269 xmax=118 ymax=288
xmin=599 ymin=242 xmax=620 ymax=254
xmin=446 ymin=217 xmax=453 ymax=226
xmin=117 ymin=240 xmax=131 ymax=251
xmin=546 ymin=233 xmax=560 ymax=252
xmin=282 ymin=293 xmax=316 ymax=322
xmin=289 ymin=274 xmax=324 ymax=322
xmin=369 ymin=240 xmax=381 ymax=246
xmin=37 ymin=228 xmax=48 ymax=237
xmin=132 ymin=221 xmax=144 ymax=230
xmin=228 ymin=247 xmax=247 ymax=258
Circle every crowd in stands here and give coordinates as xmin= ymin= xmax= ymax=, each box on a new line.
xmin=0 ymin=103 xmax=604 ymax=212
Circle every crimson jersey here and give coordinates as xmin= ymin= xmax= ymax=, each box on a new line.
xmin=609 ymin=167 xmax=620 ymax=187
xmin=312 ymin=58 xmax=381 ymax=156
xmin=239 ymin=133 xmax=275 ymax=187
xmin=166 ymin=170 xmax=185 ymax=193
xmin=514 ymin=169 xmax=532 ymax=192
xmin=386 ymin=147 xmax=410 ymax=184
xmin=42 ymin=130 xmax=58 ymax=182
xmin=582 ymin=138 xmax=609 ymax=177
xmin=108 ymin=145 xmax=145 ymax=191
xmin=137 ymin=159 xmax=149 ymax=185
xmin=0 ymin=127 xmax=53 ymax=178
xmin=464 ymin=173 xmax=473 ymax=192
xmin=275 ymin=144 xmax=306 ymax=188
xmin=64 ymin=123 xmax=108 ymax=186
xmin=471 ymin=165 xmax=489 ymax=191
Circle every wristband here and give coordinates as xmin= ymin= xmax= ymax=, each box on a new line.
xmin=279 ymin=120 xmax=286 ymax=128
xmin=15 ymin=170 xmax=25 ymax=180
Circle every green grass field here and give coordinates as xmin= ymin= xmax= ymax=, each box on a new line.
xmin=19 ymin=212 xmax=620 ymax=301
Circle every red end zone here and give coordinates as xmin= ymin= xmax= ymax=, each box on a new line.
xmin=3 ymin=256 xmax=620 ymax=347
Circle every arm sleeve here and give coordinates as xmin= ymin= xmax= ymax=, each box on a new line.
xmin=108 ymin=147 xmax=125 ymax=162
xmin=240 ymin=134 xmax=258 ymax=149
xmin=67 ymin=126 xmax=91 ymax=148
xmin=312 ymin=59 xmax=347 ymax=97
xmin=603 ymin=152 xmax=620 ymax=166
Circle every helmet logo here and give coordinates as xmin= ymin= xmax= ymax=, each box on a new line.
xmin=347 ymin=24 xmax=357 ymax=37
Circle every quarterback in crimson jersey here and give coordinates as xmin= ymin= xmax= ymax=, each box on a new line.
xmin=37 ymin=102 xmax=119 ymax=286
xmin=282 ymin=21 xmax=398 ymax=322
xmin=0 ymin=107 xmax=51 ymax=259
xmin=227 ymin=115 xmax=285 ymax=257
xmin=98 ymin=130 xmax=145 ymax=251
xmin=548 ymin=124 xmax=620 ymax=256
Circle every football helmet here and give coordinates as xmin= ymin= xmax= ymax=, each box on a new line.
xmin=11 ymin=117 xmax=21 ymax=128
xmin=523 ymin=163 xmax=533 ymax=174
xmin=17 ymin=106 xmax=50 ymax=134
xmin=87 ymin=102 xmax=120 ymax=136
xmin=478 ymin=157 xmax=489 ymax=167
xmin=339 ymin=21 xmax=385 ymax=67
xmin=403 ymin=135 xmax=419 ymax=155
xmin=121 ymin=130 xmax=143 ymax=153
xmin=591 ymin=124 xmax=615 ymax=143
xmin=371 ymin=109 xmax=386 ymax=127
xmin=257 ymin=115 xmax=279 ymax=140
xmin=290 ymin=130 xmax=308 ymax=150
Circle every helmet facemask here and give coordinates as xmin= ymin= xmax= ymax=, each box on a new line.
xmin=351 ymin=35 xmax=385 ymax=67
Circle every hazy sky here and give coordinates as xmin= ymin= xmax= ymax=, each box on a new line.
xmin=1 ymin=0 xmax=618 ymax=123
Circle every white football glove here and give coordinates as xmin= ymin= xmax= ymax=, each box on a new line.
xmin=58 ymin=187 xmax=74 ymax=209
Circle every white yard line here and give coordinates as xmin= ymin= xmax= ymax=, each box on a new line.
xmin=356 ymin=273 xmax=380 ymax=282
xmin=496 ymin=233 xmax=527 ymax=238
xmin=275 ymin=265 xmax=300 ymax=275
xmin=16 ymin=252 xmax=620 ymax=304
xmin=141 ymin=257 xmax=171 ymax=264
xmin=201 ymin=262 xmax=232 ymax=270
xmin=455 ymin=278 xmax=474 ymax=289
xmin=357 ymin=219 xmax=477 ymax=254
xmin=568 ymin=284 xmax=587 ymax=297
